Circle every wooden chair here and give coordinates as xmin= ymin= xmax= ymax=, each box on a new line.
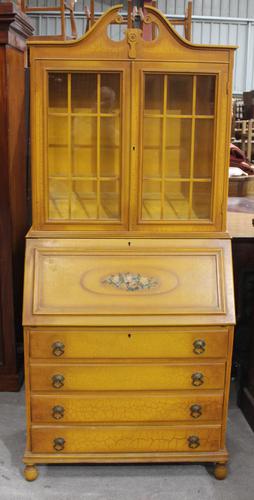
xmin=18 ymin=0 xmax=77 ymax=39
xmin=84 ymin=1 xmax=192 ymax=41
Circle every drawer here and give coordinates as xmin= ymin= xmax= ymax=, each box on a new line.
xmin=31 ymin=392 xmax=224 ymax=423
xmin=31 ymin=425 xmax=221 ymax=453
xmin=30 ymin=362 xmax=226 ymax=391
xmin=29 ymin=328 xmax=228 ymax=359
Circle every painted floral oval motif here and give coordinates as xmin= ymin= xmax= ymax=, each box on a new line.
xmin=80 ymin=265 xmax=178 ymax=297
xmin=102 ymin=272 xmax=159 ymax=292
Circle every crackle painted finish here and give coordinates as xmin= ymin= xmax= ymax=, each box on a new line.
xmin=23 ymin=3 xmax=235 ymax=481
xmin=31 ymin=392 xmax=224 ymax=423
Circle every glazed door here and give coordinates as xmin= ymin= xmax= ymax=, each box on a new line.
xmin=130 ymin=62 xmax=229 ymax=233
xmin=33 ymin=61 xmax=130 ymax=231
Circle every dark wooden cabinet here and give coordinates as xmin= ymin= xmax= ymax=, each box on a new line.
xmin=0 ymin=2 xmax=33 ymax=390
xmin=232 ymin=238 xmax=254 ymax=430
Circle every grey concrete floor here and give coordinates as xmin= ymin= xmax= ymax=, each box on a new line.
xmin=0 ymin=385 xmax=254 ymax=500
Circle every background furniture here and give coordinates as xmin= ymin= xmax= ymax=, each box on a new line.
xmin=0 ymin=2 xmax=33 ymax=390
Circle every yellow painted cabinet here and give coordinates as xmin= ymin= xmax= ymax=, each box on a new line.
xmin=23 ymin=237 xmax=235 ymax=479
xmin=23 ymin=5 xmax=235 ymax=482
xmin=28 ymin=6 xmax=234 ymax=235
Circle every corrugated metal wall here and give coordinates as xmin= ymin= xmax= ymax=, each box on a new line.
xmin=27 ymin=0 xmax=254 ymax=94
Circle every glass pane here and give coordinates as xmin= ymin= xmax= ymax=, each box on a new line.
xmin=48 ymin=146 xmax=69 ymax=177
xmin=143 ymin=117 xmax=163 ymax=179
xmin=72 ymin=147 xmax=97 ymax=177
xmin=144 ymin=74 xmax=164 ymax=114
xmin=49 ymin=179 xmax=69 ymax=219
xmin=72 ymin=116 xmax=96 ymax=146
xmin=100 ymin=180 xmax=120 ymax=219
xmin=47 ymin=71 xmax=122 ymax=223
xmin=71 ymin=180 xmax=97 ymax=219
xmin=71 ymin=73 xmax=97 ymax=113
xmin=100 ymin=116 xmax=120 ymax=177
xmin=143 ymin=117 xmax=162 ymax=148
xmin=142 ymin=180 xmax=161 ymax=220
xmin=192 ymin=182 xmax=211 ymax=219
xmin=194 ymin=119 xmax=214 ymax=178
xmin=196 ymin=75 xmax=215 ymax=115
xmin=100 ymin=116 xmax=120 ymax=148
xmin=48 ymin=115 xmax=68 ymax=145
xmin=143 ymin=148 xmax=161 ymax=178
xmin=101 ymin=73 xmax=120 ymax=114
xmin=165 ymin=118 xmax=192 ymax=178
xmin=48 ymin=73 xmax=67 ymax=112
xmin=164 ymin=181 xmax=190 ymax=219
xmin=72 ymin=116 xmax=97 ymax=177
xmin=141 ymin=72 xmax=216 ymax=224
xmin=100 ymin=147 xmax=120 ymax=177
xmin=167 ymin=75 xmax=193 ymax=115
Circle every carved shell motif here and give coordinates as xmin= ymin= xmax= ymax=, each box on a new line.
xmin=102 ymin=272 xmax=159 ymax=292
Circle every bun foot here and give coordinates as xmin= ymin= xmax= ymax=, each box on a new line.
xmin=214 ymin=462 xmax=228 ymax=480
xmin=24 ymin=465 xmax=39 ymax=481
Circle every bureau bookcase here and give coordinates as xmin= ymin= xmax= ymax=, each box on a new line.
xmin=23 ymin=5 xmax=236 ymax=481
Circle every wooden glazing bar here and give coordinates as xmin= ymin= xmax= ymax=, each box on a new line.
xmin=49 ymin=176 xmax=120 ymax=181
xmin=73 ymin=145 xmax=119 ymax=149
xmin=160 ymin=74 xmax=167 ymax=220
xmin=48 ymin=112 xmax=69 ymax=117
xmin=188 ymin=75 xmax=196 ymax=219
xmin=144 ymin=114 xmax=214 ymax=119
xmin=63 ymin=113 xmax=120 ymax=118
xmin=67 ymin=73 xmax=72 ymax=220
xmin=143 ymin=177 xmax=212 ymax=182
xmin=96 ymin=74 xmax=101 ymax=219
xmin=45 ymin=113 xmax=121 ymax=118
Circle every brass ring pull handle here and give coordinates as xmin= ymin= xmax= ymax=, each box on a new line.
xmin=53 ymin=437 xmax=65 ymax=451
xmin=52 ymin=374 xmax=65 ymax=389
xmin=190 ymin=404 xmax=202 ymax=419
xmin=52 ymin=405 xmax=65 ymax=420
xmin=52 ymin=341 xmax=65 ymax=357
xmin=188 ymin=435 xmax=200 ymax=449
xmin=191 ymin=372 xmax=204 ymax=387
xmin=193 ymin=339 xmax=206 ymax=355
